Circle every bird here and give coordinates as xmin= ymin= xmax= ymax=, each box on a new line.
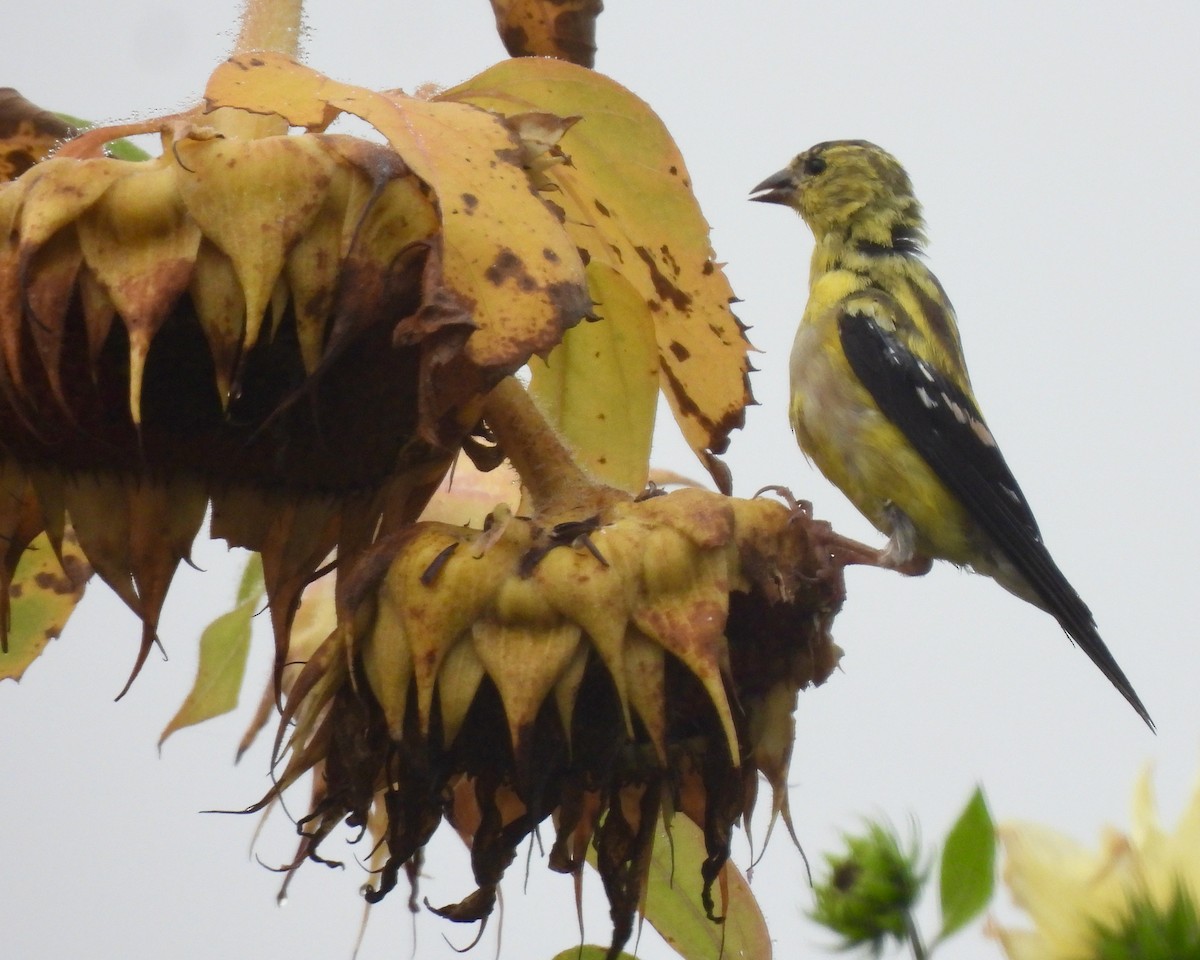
xmin=750 ymin=139 xmax=1153 ymax=729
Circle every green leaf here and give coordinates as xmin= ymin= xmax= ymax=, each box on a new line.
xmin=937 ymin=786 xmax=995 ymax=942
xmin=233 ymin=551 xmax=266 ymax=605
xmin=529 ymin=260 xmax=659 ymax=494
xmin=615 ymin=814 xmax=771 ymax=960
xmin=548 ymin=947 xmax=642 ymax=960
xmin=53 ymin=113 xmax=152 ymax=161
xmin=104 ymin=137 xmax=153 ymax=163
xmin=158 ymin=554 xmax=264 ymax=747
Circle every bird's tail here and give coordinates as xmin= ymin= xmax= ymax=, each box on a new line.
xmin=988 ymin=551 xmax=1154 ymax=731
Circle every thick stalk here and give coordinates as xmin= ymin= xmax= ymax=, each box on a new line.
xmin=481 ymin=377 xmax=622 ymax=518
xmin=209 ymin=0 xmax=303 ymax=140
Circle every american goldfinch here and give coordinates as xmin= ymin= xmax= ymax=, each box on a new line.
xmin=751 ymin=140 xmax=1152 ymax=729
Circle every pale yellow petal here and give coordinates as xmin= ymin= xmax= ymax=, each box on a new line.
xmin=998 ymin=821 xmax=1129 ymax=956
xmin=987 ymin=921 xmax=1055 ymax=960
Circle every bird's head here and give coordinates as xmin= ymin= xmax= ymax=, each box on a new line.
xmin=751 ymin=140 xmax=925 ymax=246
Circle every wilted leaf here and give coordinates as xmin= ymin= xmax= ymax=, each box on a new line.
xmin=0 ymin=89 xmax=74 ymax=182
xmin=530 ymin=260 xmax=658 ymax=493
xmin=159 ymin=554 xmax=265 ymax=745
xmin=489 ymin=0 xmax=603 ymax=67
xmin=0 ymin=530 xmax=91 ymax=681
xmin=444 ymin=58 xmax=752 ymax=489
xmin=937 ymin=786 xmax=995 ymax=942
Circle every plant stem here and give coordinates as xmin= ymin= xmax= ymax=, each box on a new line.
xmin=906 ymin=911 xmax=929 ymax=960
xmin=481 ymin=377 xmax=622 ymax=518
xmin=209 ymin=0 xmax=304 ymax=140
xmin=233 ymin=0 xmax=304 ymax=57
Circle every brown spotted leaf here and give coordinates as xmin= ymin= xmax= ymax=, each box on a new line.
xmin=0 ymin=89 xmax=74 ymax=182
xmin=0 ymin=530 xmax=91 ymax=682
xmin=489 ymin=0 xmax=603 ymax=67
xmin=443 ymin=58 xmax=753 ymax=490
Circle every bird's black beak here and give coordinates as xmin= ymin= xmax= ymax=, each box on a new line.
xmin=749 ymin=167 xmax=796 ymax=205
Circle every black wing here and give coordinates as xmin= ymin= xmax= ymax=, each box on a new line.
xmin=839 ymin=305 xmax=1153 ymax=728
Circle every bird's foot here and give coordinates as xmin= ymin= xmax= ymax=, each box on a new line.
xmin=882 ymin=552 xmax=933 ymax=577
xmin=821 ymin=533 xmax=932 ymax=577
xmin=877 ymin=536 xmax=933 ymax=577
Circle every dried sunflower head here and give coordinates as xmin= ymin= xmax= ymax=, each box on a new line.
xmin=262 ymin=482 xmax=844 ymax=955
xmin=0 ymin=73 xmax=591 ymax=690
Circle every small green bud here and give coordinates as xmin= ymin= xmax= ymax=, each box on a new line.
xmin=811 ymin=822 xmax=925 ymax=954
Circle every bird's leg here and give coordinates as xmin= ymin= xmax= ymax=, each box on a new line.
xmin=877 ymin=506 xmax=933 ymax=577
xmin=821 ymin=533 xmax=932 ymax=576
xmin=822 ymin=533 xmax=885 ymax=567
xmin=756 ymin=486 xmax=932 ymax=576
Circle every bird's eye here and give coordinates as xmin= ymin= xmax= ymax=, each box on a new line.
xmin=803 ymin=155 xmax=827 ymax=176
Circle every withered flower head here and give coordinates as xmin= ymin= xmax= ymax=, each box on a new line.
xmin=259 ymin=379 xmax=845 ymax=956
xmin=0 ymin=58 xmax=593 ymax=692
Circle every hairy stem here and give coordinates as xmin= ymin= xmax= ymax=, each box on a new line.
xmin=481 ymin=377 xmax=622 ymax=518
xmin=210 ymin=0 xmax=304 ymax=140
xmin=234 ymin=0 xmax=304 ymax=56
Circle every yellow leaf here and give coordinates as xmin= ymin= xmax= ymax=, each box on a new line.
xmin=0 ymin=531 xmax=91 ymax=682
xmin=530 ymin=260 xmax=659 ymax=494
xmin=444 ymin=58 xmax=752 ymax=488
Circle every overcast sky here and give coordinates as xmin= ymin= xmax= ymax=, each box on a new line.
xmin=3 ymin=2 xmax=1200 ymax=959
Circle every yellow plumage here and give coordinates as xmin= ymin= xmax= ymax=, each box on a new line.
xmin=752 ymin=140 xmax=1152 ymax=728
